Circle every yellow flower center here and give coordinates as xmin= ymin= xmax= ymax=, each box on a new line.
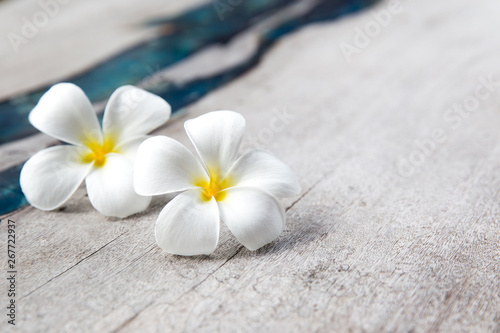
xmin=196 ymin=171 xmax=233 ymax=202
xmin=81 ymin=136 xmax=118 ymax=167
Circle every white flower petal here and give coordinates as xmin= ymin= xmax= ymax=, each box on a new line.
xmin=20 ymin=145 xmax=93 ymax=210
xmin=134 ymin=136 xmax=208 ymax=196
xmin=29 ymin=83 xmax=102 ymax=146
xmin=155 ymin=189 xmax=220 ymax=256
xmin=228 ymin=150 xmax=301 ymax=198
xmin=218 ymin=187 xmax=285 ymax=251
xmin=85 ymin=153 xmax=151 ymax=218
xmin=114 ymin=135 xmax=149 ymax=162
xmin=102 ymin=86 xmax=171 ymax=143
xmin=184 ymin=111 xmax=245 ymax=176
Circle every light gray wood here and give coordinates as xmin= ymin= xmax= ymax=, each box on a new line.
xmin=1 ymin=0 xmax=500 ymax=332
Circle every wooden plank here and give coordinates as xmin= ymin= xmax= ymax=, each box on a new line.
xmin=1 ymin=0 xmax=500 ymax=331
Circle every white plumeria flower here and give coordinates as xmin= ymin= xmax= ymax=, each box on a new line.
xmin=20 ymin=83 xmax=171 ymax=218
xmin=134 ymin=111 xmax=301 ymax=255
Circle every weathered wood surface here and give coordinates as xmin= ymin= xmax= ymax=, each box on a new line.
xmin=1 ymin=0 xmax=500 ymax=331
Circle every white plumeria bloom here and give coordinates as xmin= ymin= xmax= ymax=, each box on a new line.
xmin=20 ymin=83 xmax=171 ymax=218
xmin=134 ymin=111 xmax=301 ymax=255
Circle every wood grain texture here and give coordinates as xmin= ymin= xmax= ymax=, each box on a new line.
xmin=1 ymin=0 xmax=500 ymax=331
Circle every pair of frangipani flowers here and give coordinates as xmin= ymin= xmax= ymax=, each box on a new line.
xmin=20 ymin=83 xmax=301 ymax=256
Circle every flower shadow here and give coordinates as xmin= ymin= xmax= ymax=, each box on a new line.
xmin=236 ymin=204 xmax=336 ymax=258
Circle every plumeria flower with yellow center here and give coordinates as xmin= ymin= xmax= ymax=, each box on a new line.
xmin=20 ymin=83 xmax=171 ymax=218
xmin=134 ymin=111 xmax=301 ymax=255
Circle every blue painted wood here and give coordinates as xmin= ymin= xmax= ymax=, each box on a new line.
xmin=0 ymin=164 xmax=26 ymax=216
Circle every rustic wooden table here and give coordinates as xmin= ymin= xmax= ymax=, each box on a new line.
xmin=1 ymin=0 xmax=499 ymax=332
